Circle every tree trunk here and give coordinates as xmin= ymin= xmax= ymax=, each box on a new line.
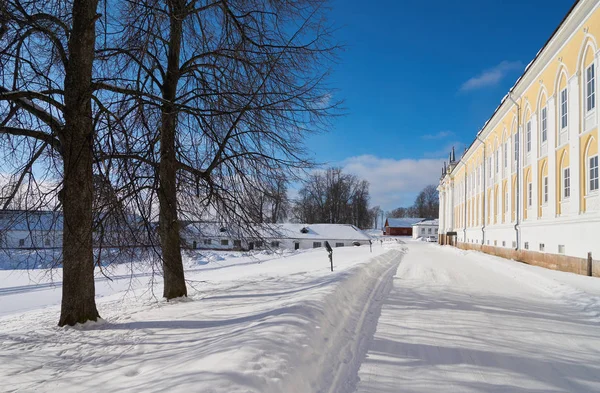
xmin=58 ymin=0 xmax=100 ymax=327
xmin=159 ymin=0 xmax=187 ymax=299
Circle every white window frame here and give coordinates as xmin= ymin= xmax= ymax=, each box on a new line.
xmin=589 ymin=155 xmax=599 ymax=193
xmin=528 ymin=182 xmax=532 ymax=207
xmin=543 ymin=176 xmax=548 ymax=204
xmin=514 ymin=131 xmax=519 ymax=163
xmin=540 ymin=106 xmax=547 ymax=143
xmin=586 ymin=63 xmax=596 ymax=113
xmin=504 ymin=142 xmax=508 ymax=169
xmin=563 ymin=167 xmax=571 ymax=199
xmin=495 ymin=149 xmax=499 ymax=174
xmin=526 ymin=121 xmax=532 ymax=153
xmin=560 ymin=88 xmax=568 ymax=129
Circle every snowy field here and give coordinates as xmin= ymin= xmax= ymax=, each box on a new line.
xmin=2 ymin=239 xmax=600 ymax=392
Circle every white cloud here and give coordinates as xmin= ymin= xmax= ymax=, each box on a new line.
xmin=341 ymin=155 xmax=444 ymax=211
xmin=459 ymin=61 xmax=523 ymax=92
xmin=422 ymin=130 xmax=454 ymax=140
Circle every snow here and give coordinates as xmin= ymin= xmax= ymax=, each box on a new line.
xmin=356 ymin=242 xmax=600 ymax=393
xmin=184 ymin=222 xmax=372 ymax=242
xmin=0 ymin=244 xmax=405 ymax=393
xmin=2 ymin=241 xmax=600 ymax=392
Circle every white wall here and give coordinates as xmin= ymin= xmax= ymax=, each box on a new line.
xmin=1 ymin=230 xmax=62 ymax=249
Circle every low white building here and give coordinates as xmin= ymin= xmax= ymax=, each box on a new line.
xmin=0 ymin=210 xmax=62 ymax=249
xmin=412 ymin=219 xmax=439 ymax=240
xmin=181 ymin=222 xmax=372 ymax=251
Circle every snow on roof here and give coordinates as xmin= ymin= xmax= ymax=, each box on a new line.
xmin=385 ymin=218 xmax=424 ymax=228
xmin=183 ymin=222 xmax=371 ymax=241
xmin=260 ymin=223 xmax=371 ymax=241
xmin=0 ymin=210 xmax=63 ymax=231
xmin=413 ymin=219 xmax=439 ymax=226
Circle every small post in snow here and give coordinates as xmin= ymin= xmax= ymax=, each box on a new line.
xmin=369 ymin=240 xmax=372 ymax=253
xmin=588 ymin=252 xmax=593 ymax=277
xmin=325 ymin=241 xmax=333 ymax=272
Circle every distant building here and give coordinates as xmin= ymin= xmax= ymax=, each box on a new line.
xmin=181 ymin=222 xmax=372 ymax=250
xmin=0 ymin=210 xmax=62 ymax=248
xmin=383 ymin=218 xmax=424 ymax=236
xmin=412 ymin=219 xmax=439 ymax=240
xmin=0 ymin=209 xmax=143 ymax=249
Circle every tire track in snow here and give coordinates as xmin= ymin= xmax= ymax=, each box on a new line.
xmin=325 ymin=255 xmax=403 ymax=393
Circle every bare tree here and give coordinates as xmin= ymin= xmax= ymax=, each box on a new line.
xmin=0 ymin=0 xmax=101 ymax=325
xmin=93 ymin=0 xmax=338 ymax=298
xmin=389 ymin=184 xmax=438 ymax=220
xmin=243 ymin=176 xmax=290 ymax=224
xmin=293 ymin=167 xmax=372 ymax=228
xmin=369 ymin=205 xmax=382 ymax=229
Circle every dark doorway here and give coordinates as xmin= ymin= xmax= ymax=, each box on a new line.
xmin=294 ymin=242 xmax=300 ymax=250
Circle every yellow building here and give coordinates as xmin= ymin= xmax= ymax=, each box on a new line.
xmin=438 ymin=0 xmax=600 ymax=276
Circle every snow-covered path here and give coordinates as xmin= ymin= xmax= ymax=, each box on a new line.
xmin=355 ymin=242 xmax=600 ymax=393
xmin=0 ymin=245 xmax=406 ymax=393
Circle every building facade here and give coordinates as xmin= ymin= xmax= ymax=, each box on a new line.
xmin=438 ymin=0 xmax=600 ymax=276
xmin=412 ymin=219 xmax=439 ymax=240
xmin=0 ymin=210 xmax=62 ymax=249
xmin=181 ymin=222 xmax=372 ymax=251
xmin=383 ymin=218 xmax=424 ymax=236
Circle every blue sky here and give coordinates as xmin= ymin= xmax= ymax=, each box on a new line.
xmin=305 ymin=0 xmax=575 ymax=212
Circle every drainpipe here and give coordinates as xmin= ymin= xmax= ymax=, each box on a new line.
xmin=508 ymin=92 xmax=521 ymax=251
xmin=476 ymin=135 xmax=486 ymax=245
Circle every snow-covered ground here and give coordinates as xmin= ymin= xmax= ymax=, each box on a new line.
xmin=356 ymin=241 xmax=600 ymax=393
xmin=1 ymin=243 xmax=405 ymax=393
xmin=2 ymin=240 xmax=600 ymax=392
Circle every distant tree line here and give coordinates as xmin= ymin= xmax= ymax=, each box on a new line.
xmin=389 ymin=185 xmax=439 ymax=219
xmin=292 ymin=167 xmax=374 ymax=229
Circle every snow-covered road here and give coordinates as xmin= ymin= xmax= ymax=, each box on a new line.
xmin=356 ymin=242 xmax=600 ymax=393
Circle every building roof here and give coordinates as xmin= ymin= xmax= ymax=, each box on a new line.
xmin=385 ymin=218 xmax=424 ymax=228
xmin=0 ymin=210 xmax=63 ymax=231
xmin=413 ymin=219 xmax=439 ymax=227
xmin=182 ymin=222 xmax=371 ymax=241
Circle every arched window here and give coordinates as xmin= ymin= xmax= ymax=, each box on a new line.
xmin=537 ymin=88 xmax=548 ymax=157
xmin=523 ymin=107 xmax=532 ymax=166
xmin=585 ymin=63 xmax=595 ymax=113
xmin=540 ymin=161 xmax=549 ymax=207
xmin=560 ymin=89 xmax=568 ymax=129
xmin=579 ymin=38 xmax=597 ymax=133
xmin=584 ymin=136 xmax=599 ymax=195
xmin=502 ymin=130 xmax=508 ymax=177
xmin=590 ymin=155 xmax=599 ymax=193
xmin=555 ymin=68 xmax=569 ymax=145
